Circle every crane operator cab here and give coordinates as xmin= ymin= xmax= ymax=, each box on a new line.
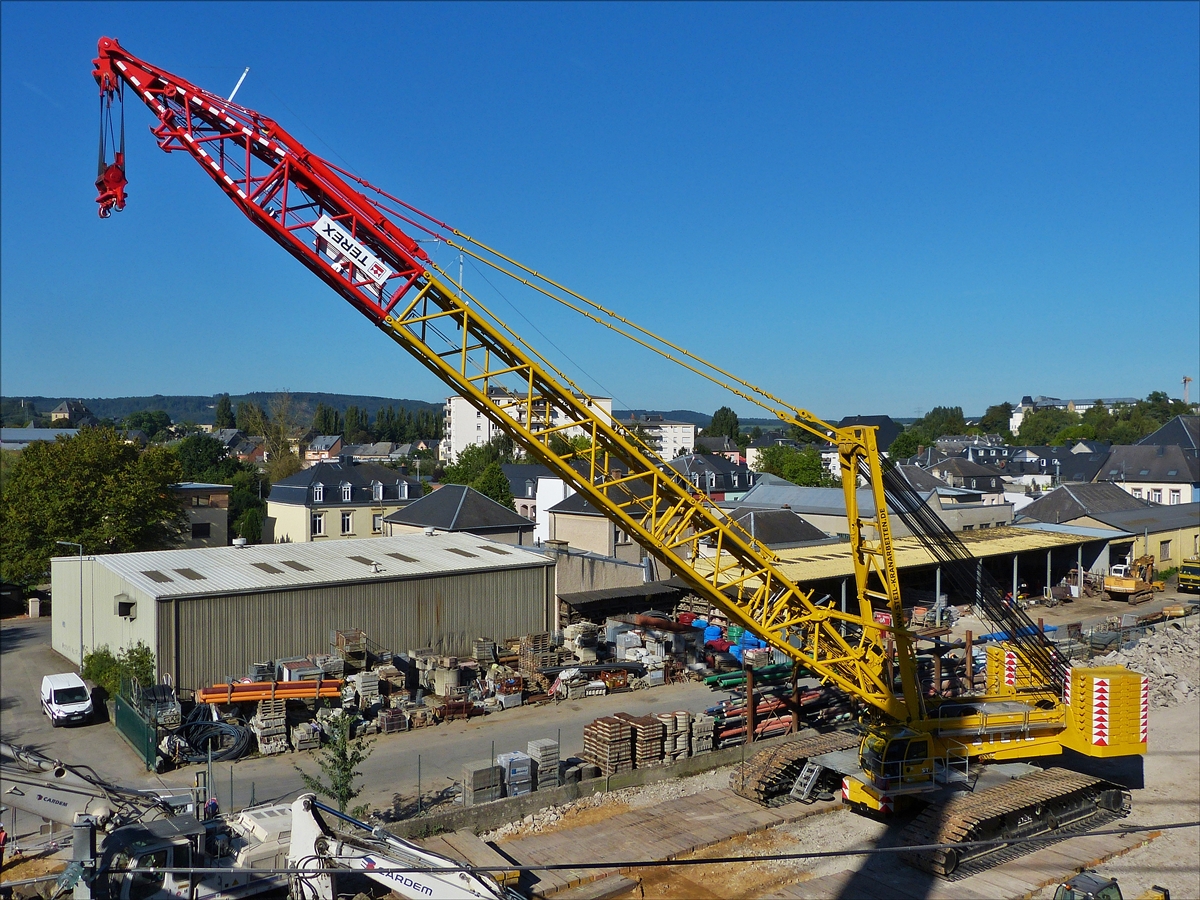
xmin=844 ymin=726 xmax=937 ymax=813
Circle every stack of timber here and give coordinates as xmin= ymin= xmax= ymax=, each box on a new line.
xmin=583 ymin=716 xmax=633 ymax=776
xmin=249 ymin=699 xmax=289 ymax=755
xmin=527 ymin=738 xmax=560 ymax=789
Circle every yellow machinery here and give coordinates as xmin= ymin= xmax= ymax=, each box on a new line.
xmin=92 ymin=36 xmax=1148 ymax=877
xmin=1105 ymin=556 xmax=1163 ymax=604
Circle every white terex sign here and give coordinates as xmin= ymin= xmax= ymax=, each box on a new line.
xmin=314 ymin=214 xmax=393 ymax=286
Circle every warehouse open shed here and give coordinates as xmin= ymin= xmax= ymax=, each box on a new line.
xmin=50 ymin=532 xmax=555 ymax=689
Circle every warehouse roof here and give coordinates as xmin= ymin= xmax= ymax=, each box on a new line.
xmin=754 ymin=522 xmax=1131 ymax=584
xmin=55 ymin=532 xmax=552 ymax=600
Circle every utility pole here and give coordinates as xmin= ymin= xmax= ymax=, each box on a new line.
xmin=1184 ymin=375 xmax=1193 ymax=407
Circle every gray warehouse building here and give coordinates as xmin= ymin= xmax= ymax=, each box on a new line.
xmin=51 ymin=532 xmax=555 ymax=688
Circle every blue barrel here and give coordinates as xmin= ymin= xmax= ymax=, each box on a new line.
xmin=703 ymin=625 xmax=723 ymax=643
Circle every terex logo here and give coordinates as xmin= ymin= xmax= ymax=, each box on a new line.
xmin=37 ymin=793 xmax=69 ymax=807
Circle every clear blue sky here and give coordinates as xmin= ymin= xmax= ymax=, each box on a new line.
xmin=2 ymin=2 xmax=1197 ymax=419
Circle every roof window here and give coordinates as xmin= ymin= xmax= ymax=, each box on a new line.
xmin=446 ymin=548 xmax=478 ymax=558
xmin=478 ymin=545 xmax=511 ymax=555
xmin=1167 ymin=470 xmax=1178 ymax=476
xmin=251 ymin=562 xmax=284 ymax=575
xmin=348 ymin=555 xmax=376 ymax=566
xmin=174 ymin=568 xmax=206 ymax=581
xmin=141 ymin=570 xmax=173 ymax=583
xmin=386 ymin=552 xmax=418 ymax=563
xmin=280 ymin=560 xmax=312 ymax=571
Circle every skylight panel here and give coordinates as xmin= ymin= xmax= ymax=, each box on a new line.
xmin=251 ymin=562 xmax=284 ymax=574
xmin=141 ymin=570 xmax=173 ymax=583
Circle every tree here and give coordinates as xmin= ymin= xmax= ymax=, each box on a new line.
xmin=213 ymin=394 xmax=235 ymax=430
xmin=343 ymin=406 xmax=371 ymax=444
xmin=312 ymin=403 xmax=342 ymax=437
xmin=442 ymin=437 xmax=517 ymax=486
xmin=175 ymin=434 xmax=241 ymax=482
xmin=755 ymin=444 xmax=838 ymax=487
xmin=472 ymin=462 xmax=516 ymax=509
xmin=294 ymin=713 xmax=374 ymax=815
xmin=916 ymin=406 xmax=966 ymax=440
xmin=82 ymin=641 xmax=157 ymax=698
xmin=887 ymin=430 xmax=922 ymax=460
xmin=124 ymin=410 xmax=172 ymax=441
xmin=235 ymin=401 xmax=263 ymax=433
xmin=708 ymin=406 xmax=740 ymax=442
xmin=1017 ymin=407 xmax=1080 ymax=445
xmin=234 ymin=507 xmax=265 ymax=543
xmin=1 ymin=429 xmax=186 ymax=584
xmin=978 ymin=402 xmax=1013 ymax=437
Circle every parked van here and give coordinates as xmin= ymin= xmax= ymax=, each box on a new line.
xmin=40 ymin=672 xmax=94 ymax=726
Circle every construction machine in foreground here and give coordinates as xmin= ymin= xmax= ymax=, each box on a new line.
xmin=1104 ymin=556 xmax=1165 ymax=604
xmin=91 ymin=36 xmax=1148 ymax=878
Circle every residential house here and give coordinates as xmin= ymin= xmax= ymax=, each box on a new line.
xmin=393 ymin=438 xmax=441 ymax=459
xmin=1015 ymin=483 xmax=1153 ymax=526
xmin=212 ymin=428 xmax=246 ymax=449
xmin=694 ymin=435 xmax=742 ymax=462
xmin=622 ymin=414 xmax=696 ymax=460
xmin=924 ymin=458 xmax=1008 ymax=505
xmin=545 ymin=485 xmax=652 ymax=563
xmin=49 ymin=400 xmax=95 ymax=426
xmin=745 ymin=432 xmax=798 ymax=471
xmin=342 ymin=441 xmax=397 ymax=463
xmin=441 ymin=389 xmax=613 ymax=462
xmin=668 ymin=453 xmax=756 ymax=501
xmin=1003 ymin=446 xmax=1110 ymax=489
xmin=501 ymin=463 xmax=552 ymax=521
xmin=1094 ymin=444 xmax=1200 ymax=505
xmin=171 ymin=482 xmax=230 ymax=548
xmin=265 ymin=458 xmax=423 ymax=542
xmin=1136 ymin=415 xmax=1199 ymax=450
xmin=838 ymin=415 xmax=903 ymax=453
xmin=232 ymin=438 xmax=266 ymax=465
xmin=1008 ymin=396 xmax=1068 ymax=434
xmin=382 ymin=484 xmax=536 ymax=545
xmin=1068 ymin=503 xmax=1200 ymax=571
xmin=305 ymin=434 xmax=343 ymax=465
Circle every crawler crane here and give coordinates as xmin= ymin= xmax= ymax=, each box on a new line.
xmin=92 ymin=37 xmax=1148 ymax=876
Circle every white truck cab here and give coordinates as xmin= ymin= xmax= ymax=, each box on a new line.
xmin=40 ymin=672 xmax=94 ymax=726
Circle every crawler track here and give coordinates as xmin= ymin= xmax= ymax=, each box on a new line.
xmin=899 ymin=767 xmax=1131 ymax=876
xmin=730 ymin=731 xmax=860 ymax=804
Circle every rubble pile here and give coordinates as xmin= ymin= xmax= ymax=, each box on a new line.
xmin=1090 ymin=618 xmax=1200 ymax=709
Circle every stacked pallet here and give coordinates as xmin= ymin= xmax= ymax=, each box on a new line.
xmin=670 ymin=710 xmax=691 ymax=759
xmin=473 ymin=638 xmax=497 ymax=663
xmin=250 ymin=698 xmax=289 ymax=754
xmin=691 ymin=713 xmax=715 ymax=754
xmin=333 ymin=628 xmax=367 ymax=670
xmin=527 ymin=738 xmax=560 ymax=790
xmin=351 ymin=671 xmax=380 ymax=705
xmin=497 ymin=751 xmax=533 ymax=797
xmin=462 ymin=760 xmax=504 ymax=806
xmin=378 ymin=707 xmax=408 ymax=734
xmin=582 ymin=716 xmax=633 ymax=776
xmin=291 ymin=721 xmax=321 ymax=751
xmin=615 ymin=713 xmax=664 ymax=768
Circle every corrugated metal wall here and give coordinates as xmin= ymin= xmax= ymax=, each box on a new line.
xmin=51 ymin=558 xmax=155 ymax=668
xmin=165 ymin=564 xmax=553 ymax=687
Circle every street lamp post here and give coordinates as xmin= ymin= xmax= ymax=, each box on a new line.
xmin=56 ymin=541 xmax=84 ymax=672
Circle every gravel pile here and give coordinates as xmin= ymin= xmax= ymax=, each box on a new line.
xmin=1089 ymin=618 xmax=1200 ymax=709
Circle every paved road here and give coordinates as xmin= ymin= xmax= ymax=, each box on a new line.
xmin=1 ymin=615 xmax=739 ymax=818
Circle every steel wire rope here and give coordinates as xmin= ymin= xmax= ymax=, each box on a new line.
xmin=37 ymin=820 xmax=1197 ymax=881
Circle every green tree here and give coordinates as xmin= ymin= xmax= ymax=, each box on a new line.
xmin=234 ymin=507 xmax=265 ymax=543
xmin=344 ymin=406 xmax=372 ymax=444
xmin=235 ymin=401 xmax=264 ymax=433
xmin=916 ymin=406 xmax=966 ymax=440
xmin=175 ymin=434 xmax=241 ymax=482
xmin=472 ymin=462 xmax=516 ymax=510
xmin=887 ymin=430 xmax=923 ymax=460
xmin=1051 ymin=424 xmax=1097 ymax=445
xmin=294 ymin=713 xmax=374 ymax=815
xmin=125 ymin=410 xmax=172 ymax=441
xmin=312 ymin=403 xmax=342 ymax=437
xmin=755 ymin=444 xmax=838 ymax=487
xmin=708 ymin=406 xmax=740 ymax=442
xmin=442 ymin=437 xmax=517 ymax=486
xmin=1 ymin=429 xmax=186 ymax=584
xmin=83 ymin=641 xmax=156 ymax=698
xmin=213 ymin=394 xmax=235 ymax=430
xmin=1017 ymin=407 xmax=1080 ymax=445
xmin=978 ymin=402 xmax=1013 ymax=437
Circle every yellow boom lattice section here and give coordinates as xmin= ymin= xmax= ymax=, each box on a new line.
xmin=378 ymin=262 xmax=919 ymax=722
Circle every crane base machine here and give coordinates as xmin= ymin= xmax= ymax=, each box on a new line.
xmin=89 ymin=35 xmax=1149 ymax=881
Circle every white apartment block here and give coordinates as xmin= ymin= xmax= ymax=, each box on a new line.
xmin=621 ymin=415 xmax=696 ymax=461
xmin=441 ymin=390 xmax=614 ymax=463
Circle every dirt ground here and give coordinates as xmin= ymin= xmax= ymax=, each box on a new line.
xmin=0 ymin=850 xmax=68 ymax=887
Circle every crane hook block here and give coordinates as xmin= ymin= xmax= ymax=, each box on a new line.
xmin=95 ymin=157 xmax=127 ymax=218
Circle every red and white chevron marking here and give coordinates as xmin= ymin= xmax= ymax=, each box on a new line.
xmin=1140 ymin=676 xmax=1149 ymax=743
xmin=1092 ymin=677 xmax=1110 ymax=746
xmin=842 ymin=776 xmax=850 ymax=801
xmin=1064 ymin=669 xmax=1073 ymax=706
xmin=1004 ymin=649 xmax=1018 ymax=687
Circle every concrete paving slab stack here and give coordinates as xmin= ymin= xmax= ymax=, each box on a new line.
xmin=672 ymin=710 xmax=691 ymax=759
xmin=583 ymin=716 xmax=633 ymax=776
xmin=497 ymin=750 xmax=533 ymax=797
xmin=528 ymin=738 xmax=560 ymax=790
xmin=614 ymin=713 xmax=665 ymax=768
xmin=463 ymin=759 xmax=504 ymax=806
xmin=691 ymin=713 xmax=715 ymax=754
xmin=250 ymin=698 xmax=289 ymax=754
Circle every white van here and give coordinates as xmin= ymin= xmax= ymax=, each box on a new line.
xmin=40 ymin=672 xmax=94 ymax=726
